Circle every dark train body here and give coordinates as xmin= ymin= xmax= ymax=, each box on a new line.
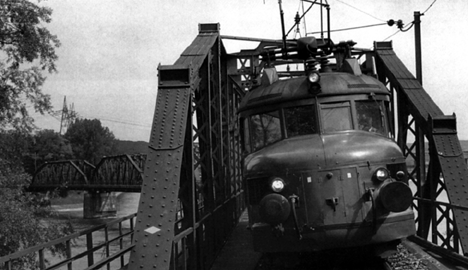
xmin=239 ymin=42 xmax=415 ymax=256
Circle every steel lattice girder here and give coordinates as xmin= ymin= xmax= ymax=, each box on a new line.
xmin=128 ymin=24 xmax=245 ymax=270
xmin=29 ymin=160 xmax=93 ymax=191
xmin=29 ymin=155 xmax=145 ymax=192
xmin=374 ymin=41 xmax=468 ymax=254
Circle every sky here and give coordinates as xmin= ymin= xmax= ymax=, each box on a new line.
xmin=32 ymin=0 xmax=468 ymax=142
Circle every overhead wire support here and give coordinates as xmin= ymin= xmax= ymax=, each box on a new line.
xmin=307 ymin=22 xmax=388 ymax=35
xmin=285 ymin=1 xmax=315 ymax=38
xmin=278 ymin=0 xmax=287 ymax=55
xmin=287 ymin=0 xmax=330 ymax=41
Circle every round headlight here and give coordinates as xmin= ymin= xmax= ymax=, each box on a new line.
xmin=270 ymin=178 xmax=285 ymax=192
xmin=374 ymin=168 xmax=389 ymax=181
xmin=308 ymin=71 xmax=320 ymax=83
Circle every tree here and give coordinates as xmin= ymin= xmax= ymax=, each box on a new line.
xmin=65 ymin=118 xmax=117 ymax=162
xmin=32 ymin=129 xmax=73 ymax=160
xmin=0 ymin=2 xmax=71 ymax=267
xmin=0 ymin=130 xmax=73 ymax=268
xmin=0 ymin=0 xmax=60 ymax=132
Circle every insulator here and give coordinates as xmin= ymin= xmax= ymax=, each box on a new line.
xmin=317 ymin=54 xmax=331 ymax=73
xmin=295 ymin=12 xmax=300 ymax=25
xmin=305 ymin=57 xmax=318 ymax=72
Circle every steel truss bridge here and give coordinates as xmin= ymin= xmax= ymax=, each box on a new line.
xmin=6 ymin=23 xmax=468 ymax=269
xmin=29 ymin=154 xmax=146 ymax=192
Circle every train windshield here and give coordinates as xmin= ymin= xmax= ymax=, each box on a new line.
xmin=321 ymin=102 xmax=353 ymax=132
xmin=244 ymin=105 xmax=318 ymax=153
xmin=284 ymin=105 xmax=317 ymax=137
xmin=320 ymin=100 xmax=388 ymax=135
xmin=356 ymin=100 xmax=387 ymax=135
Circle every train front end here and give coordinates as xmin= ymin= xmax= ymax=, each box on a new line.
xmin=239 ymin=63 xmax=415 ymax=256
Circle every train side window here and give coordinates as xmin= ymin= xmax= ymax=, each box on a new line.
xmin=284 ymin=105 xmax=317 ymax=137
xmin=356 ymin=100 xmax=386 ymax=135
xmin=321 ymin=102 xmax=352 ymax=132
xmin=243 ymin=118 xmax=252 ymax=153
xmin=250 ymin=111 xmax=282 ymax=151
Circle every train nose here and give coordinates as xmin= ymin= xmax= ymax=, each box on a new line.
xmin=259 ymin=193 xmax=291 ymax=225
xmin=378 ymin=181 xmax=413 ymax=212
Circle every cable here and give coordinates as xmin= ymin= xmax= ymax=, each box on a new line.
xmin=79 ymin=113 xmax=151 ymax=129
xmin=334 ymin=0 xmax=386 ymax=22
xmin=383 ymin=29 xmax=400 ymax=41
xmin=422 ymin=0 xmax=437 ymax=15
xmin=399 ymin=21 xmax=415 ymax=32
xmin=307 ymin=22 xmax=387 ymax=35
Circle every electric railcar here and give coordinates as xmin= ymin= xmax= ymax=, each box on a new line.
xmin=239 ymin=37 xmax=415 ymax=257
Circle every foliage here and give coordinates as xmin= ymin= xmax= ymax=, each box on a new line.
xmin=0 ymin=2 xmax=73 ymax=268
xmin=65 ymin=118 xmax=117 ymax=162
xmin=32 ymin=129 xmax=73 ymax=160
xmin=0 ymin=129 xmax=72 ymax=175
xmin=0 ymin=130 xmax=32 ymax=168
xmin=0 ymin=159 xmax=74 ymax=269
xmin=0 ymin=0 xmax=60 ymax=132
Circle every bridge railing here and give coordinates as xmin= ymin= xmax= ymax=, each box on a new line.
xmin=0 ymin=213 xmax=136 ymax=270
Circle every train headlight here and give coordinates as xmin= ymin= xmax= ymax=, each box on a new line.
xmin=307 ymin=71 xmax=321 ymax=94
xmin=270 ymin=177 xmax=285 ymax=192
xmin=374 ymin=168 xmax=389 ymax=182
xmin=307 ymin=71 xmax=320 ymax=83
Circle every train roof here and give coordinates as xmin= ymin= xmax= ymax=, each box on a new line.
xmin=238 ymin=71 xmax=389 ymax=113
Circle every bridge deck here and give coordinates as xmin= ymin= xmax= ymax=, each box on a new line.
xmin=210 ymin=210 xmax=261 ymax=270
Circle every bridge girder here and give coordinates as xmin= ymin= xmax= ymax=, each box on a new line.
xmin=374 ymin=41 xmax=468 ymax=254
xmin=128 ymin=24 xmax=245 ymax=270
xmin=29 ymin=154 xmax=145 ymax=192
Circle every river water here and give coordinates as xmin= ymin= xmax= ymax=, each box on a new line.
xmin=45 ymin=192 xmax=140 ymax=269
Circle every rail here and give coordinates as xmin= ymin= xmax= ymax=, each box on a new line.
xmin=0 ymin=213 xmax=136 ymax=270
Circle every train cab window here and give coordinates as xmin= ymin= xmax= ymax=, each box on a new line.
xmin=250 ymin=111 xmax=282 ymax=151
xmin=284 ymin=105 xmax=317 ymax=137
xmin=321 ymin=102 xmax=352 ymax=132
xmin=356 ymin=100 xmax=386 ymax=135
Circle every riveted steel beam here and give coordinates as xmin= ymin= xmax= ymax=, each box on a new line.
xmin=129 ymin=23 xmax=245 ymax=270
xmin=375 ymin=42 xmax=468 ymax=255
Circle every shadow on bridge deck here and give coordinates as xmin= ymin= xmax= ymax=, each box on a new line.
xmin=210 ymin=210 xmax=261 ymax=270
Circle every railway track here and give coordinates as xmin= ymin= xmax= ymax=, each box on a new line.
xmin=252 ymin=240 xmax=468 ymax=270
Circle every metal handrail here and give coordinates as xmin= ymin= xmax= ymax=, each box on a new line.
xmin=0 ymin=213 xmax=136 ymax=270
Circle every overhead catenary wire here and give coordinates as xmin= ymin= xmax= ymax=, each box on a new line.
xmin=334 ymin=0 xmax=386 ymax=22
xmin=307 ymin=22 xmax=388 ymax=35
xmin=422 ymin=0 xmax=437 ymax=15
xmin=78 ymin=113 xmax=151 ymax=129
xmin=30 ymin=110 xmax=152 ymax=129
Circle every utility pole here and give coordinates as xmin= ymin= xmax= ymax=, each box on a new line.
xmin=414 ymin=11 xmax=422 ymax=85
xmin=59 ymin=96 xmax=68 ymax=135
